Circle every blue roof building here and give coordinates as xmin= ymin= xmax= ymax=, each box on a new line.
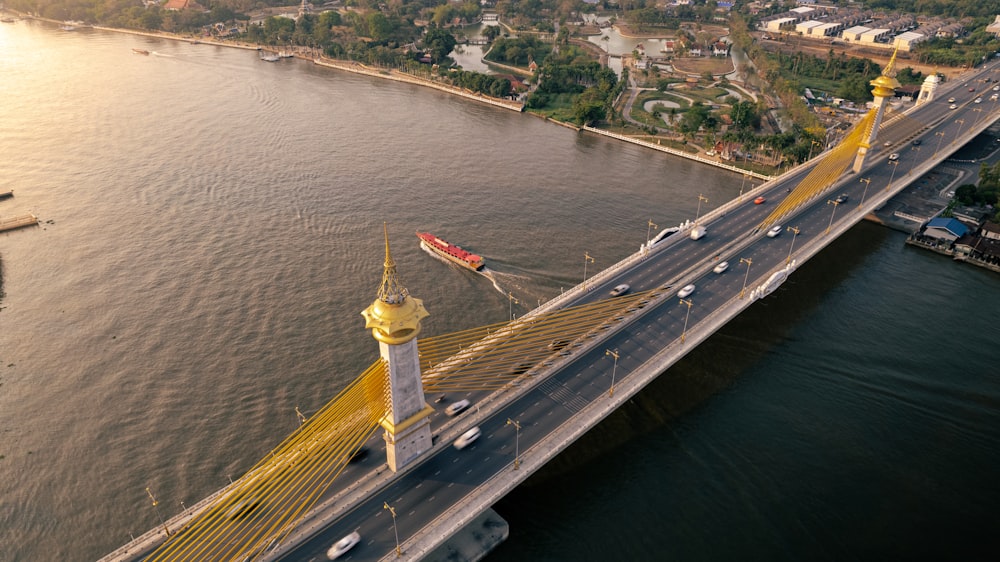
xmin=924 ymin=217 xmax=969 ymax=242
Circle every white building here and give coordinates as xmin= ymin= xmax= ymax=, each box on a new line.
xmin=893 ymin=31 xmax=927 ymax=51
xmin=796 ymin=20 xmax=823 ymax=35
xmin=766 ymin=17 xmax=797 ymax=32
xmin=841 ymin=25 xmax=870 ymax=42
xmin=859 ymin=28 xmax=891 ymax=45
xmin=813 ymin=22 xmax=844 ymax=37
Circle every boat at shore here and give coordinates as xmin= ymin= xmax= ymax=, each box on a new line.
xmin=416 ymin=232 xmax=484 ymax=271
xmin=259 ymin=52 xmax=280 ymax=62
xmin=132 ymin=48 xmax=150 ymax=55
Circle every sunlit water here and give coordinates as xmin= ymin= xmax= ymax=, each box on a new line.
xmin=0 ymin=20 xmax=998 ymax=562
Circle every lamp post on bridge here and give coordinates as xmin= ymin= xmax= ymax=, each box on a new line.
xmin=605 ymin=349 xmax=619 ymax=397
xmin=507 ymin=291 xmax=518 ymax=321
xmin=908 ymin=145 xmax=920 ymax=175
xmin=952 ymin=118 xmax=965 ymax=145
xmin=886 ymin=159 xmax=899 ymax=192
xmin=859 ymin=177 xmax=871 ymax=209
xmin=506 ymin=418 xmax=521 ymax=470
xmin=145 ymin=487 xmax=170 ymax=536
xmin=739 ymin=257 xmax=753 ymax=299
xmin=739 ymin=172 xmax=752 ymax=202
xmin=808 ymin=139 xmax=822 ymax=161
xmin=695 ymin=194 xmax=708 ymax=224
xmin=785 ymin=226 xmax=800 ymax=264
xmin=972 ymin=107 xmax=984 ymax=127
xmin=645 ymin=219 xmax=658 ymax=257
xmin=678 ymin=298 xmax=694 ymax=343
xmin=384 ymin=502 xmax=402 ymax=557
xmin=825 ymin=199 xmax=841 ymax=234
xmin=933 ymin=130 xmax=947 ymax=157
xmin=295 ymin=406 xmax=307 ymax=426
xmin=583 ymin=252 xmax=595 ymax=290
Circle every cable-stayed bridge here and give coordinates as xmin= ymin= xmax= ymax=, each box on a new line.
xmin=103 ymin=59 xmax=1000 ymax=562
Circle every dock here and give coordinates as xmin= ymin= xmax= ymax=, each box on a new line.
xmin=0 ymin=213 xmax=39 ymax=233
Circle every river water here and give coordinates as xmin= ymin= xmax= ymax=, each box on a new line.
xmin=1 ymin=21 xmax=998 ymax=562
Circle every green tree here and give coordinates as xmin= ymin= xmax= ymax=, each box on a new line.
xmin=422 ymin=28 xmax=457 ymax=64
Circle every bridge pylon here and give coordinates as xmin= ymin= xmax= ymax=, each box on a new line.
xmin=361 ymin=224 xmax=434 ymax=472
xmin=853 ymin=47 xmax=901 ymax=173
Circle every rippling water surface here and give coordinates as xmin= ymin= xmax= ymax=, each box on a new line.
xmin=0 ymin=21 xmax=998 ymax=562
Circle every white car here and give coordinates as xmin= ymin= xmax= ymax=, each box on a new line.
xmin=713 ymin=261 xmax=729 ymax=274
xmin=974 ymin=97 xmax=983 ymax=104
xmin=609 ymin=284 xmax=630 ymax=297
xmin=767 ymin=225 xmax=783 ymax=238
xmin=888 ymin=153 xmax=899 ymax=161
xmin=445 ymin=399 xmax=470 ymax=416
xmin=949 ymin=104 xmax=958 ymax=110
xmin=677 ymin=284 xmax=695 ymax=298
xmin=454 ymin=427 xmax=481 ymax=450
xmin=327 ymin=531 xmax=361 ymax=560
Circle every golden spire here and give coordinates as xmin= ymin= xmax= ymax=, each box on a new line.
xmin=361 ymin=224 xmax=429 ymax=345
xmin=376 ymin=222 xmax=407 ymax=305
xmin=870 ymin=46 xmax=901 ymax=97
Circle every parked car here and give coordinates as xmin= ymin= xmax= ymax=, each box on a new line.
xmin=754 ymin=196 xmax=766 ymax=205
xmin=609 ymin=284 xmax=630 ymax=297
xmin=445 ymin=399 xmax=470 ymax=416
xmin=677 ymin=284 xmax=696 ymax=298
xmin=767 ymin=225 xmax=783 ymax=238
xmin=327 ymin=531 xmax=361 ymax=560
xmin=454 ymin=427 xmax=482 ymax=450
xmin=713 ymin=261 xmax=729 ymax=274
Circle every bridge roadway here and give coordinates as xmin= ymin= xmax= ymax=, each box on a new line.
xmin=109 ymin=61 xmax=1000 ymax=562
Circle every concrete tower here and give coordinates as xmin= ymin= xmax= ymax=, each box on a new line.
xmin=361 ymin=225 xmax=434 ymax=472
xmin=916 ymin=72 xmax=941 ymax=106
xmin=853 ymin=48 xmax=901 ymax=173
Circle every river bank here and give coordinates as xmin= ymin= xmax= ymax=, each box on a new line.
xmin=16 ymin=13 xmax=772 ymax=179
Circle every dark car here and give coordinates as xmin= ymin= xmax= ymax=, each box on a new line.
xmin=912 ymin=139 xmax=922 ymax=146
xmin=834 ymin=194 xmax=849 ymax=204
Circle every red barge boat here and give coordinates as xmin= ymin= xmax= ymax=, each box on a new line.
xmin=416 ymin=232 xmax=485 ymax=271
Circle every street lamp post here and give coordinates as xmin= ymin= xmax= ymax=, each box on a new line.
xmin=972 ymin=107 xmax=984 ymax=126
xmin=808 ymin=139 xmax=822 ymax=161
xmin=507 ymin=291 xmax=518 ymax=321
xmin=145 ymin=487 xmax=169 ymax=536
xmin=384 ymin=502 xmax=401 ymax=557
xmin=739 ymin=173 xmax=752 ymax=201
xmin=825 ymin=199 xmax=840 ymax=234
xmin=886 ymin=159 xmax=899 ymax=192
xmin=739 ymin=257 xmax=753 ymax=299
xmin=908 ymin=145 xmax=920 ymax=175
xmin=934 ymin=131 xmax=946 ymax=157
xmin=952 ymin=118 xmax=965 ymax=144
xmin=583 ymin=252 xmax=594 ymax=290
xmin=858 ymin=177 xmax=871 ymax=209
xmin=785 ymin=226 xmax=800 ymax=264
xmin=506 ymin=418 xmax=521 ymax=470
xmin=295 ymin=406 xmax=307 ymax=426
xmin=645 ymin=219 xmax=658 ymax=256
xmin=605 ymin=349 xmax=619 ymax=396
xmin=679 ymin=298 xmax=693 ymax=343
xmin=695 ymin=194 xmax=708 ymax=224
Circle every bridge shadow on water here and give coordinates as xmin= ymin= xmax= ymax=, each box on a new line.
xmin=490 ymin=221 xmax=890 ymax=557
